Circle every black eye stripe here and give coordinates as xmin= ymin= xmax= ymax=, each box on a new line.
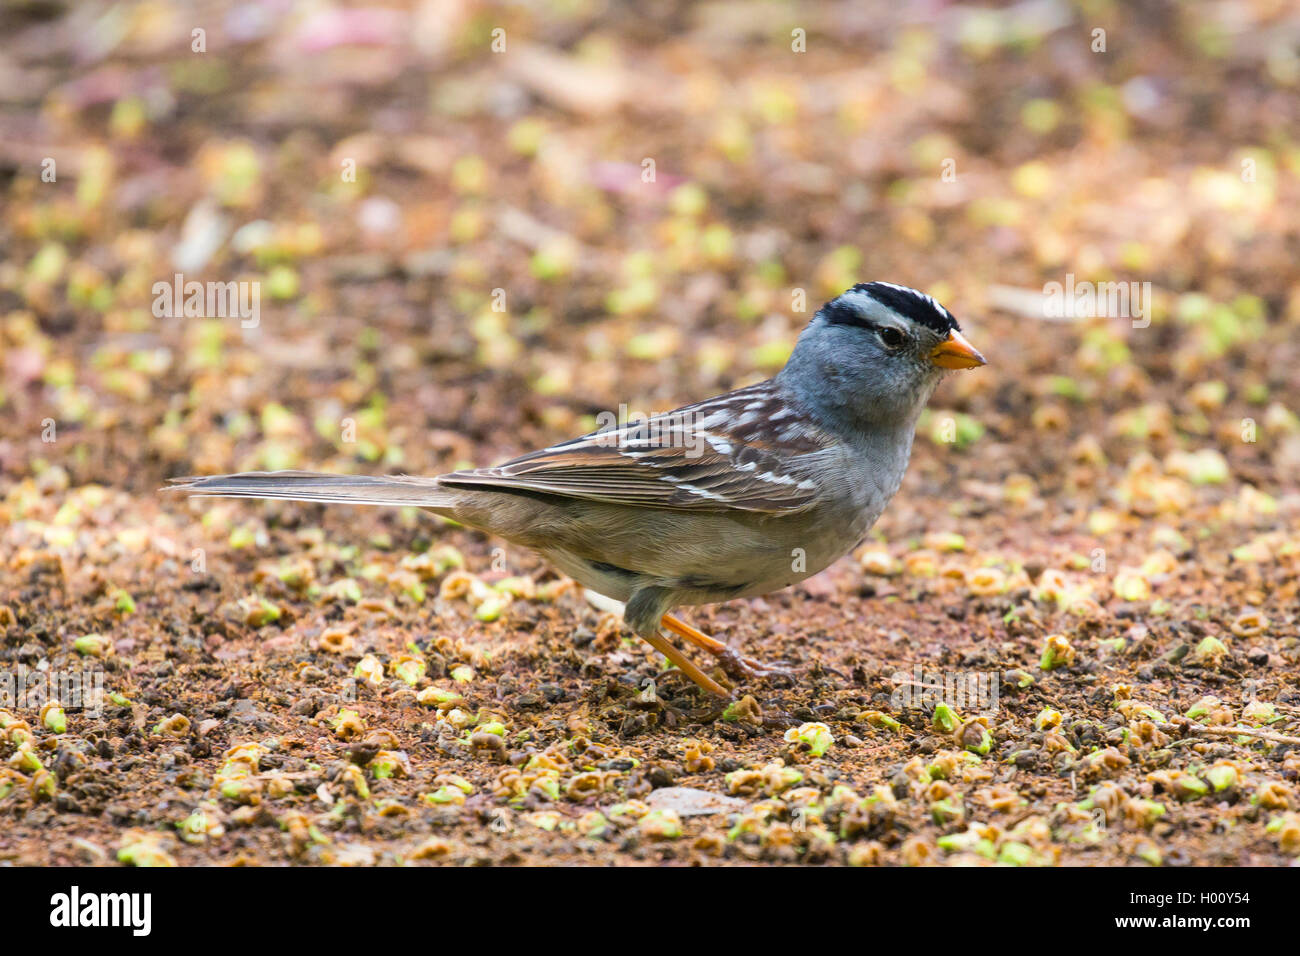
xmin=820 ymin=302 xmax=906 ymax=346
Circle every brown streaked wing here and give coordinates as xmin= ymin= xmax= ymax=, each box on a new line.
xmin=437 ymin=385 xmax=831 ymax=513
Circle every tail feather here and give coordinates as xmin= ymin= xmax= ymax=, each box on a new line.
xmin=165 ymin=471 xmax=457 ymax=510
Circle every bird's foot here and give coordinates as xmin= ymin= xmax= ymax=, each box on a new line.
xmin=660 ymin=613 xmax=793 ymax=686
xmin=711 ymin=647 xmax=795 ymax=683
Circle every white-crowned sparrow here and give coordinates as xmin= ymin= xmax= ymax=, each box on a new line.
xmin=169 ymin=282 xmax=985 ymax=698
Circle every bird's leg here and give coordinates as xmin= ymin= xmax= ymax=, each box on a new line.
xmin=620 ymin=587 xmax=731 ymax=699
xmin=660 ymin=613 xmax=794 ymax=682
xmin=640 ymin=630 xmax=731 ymax=699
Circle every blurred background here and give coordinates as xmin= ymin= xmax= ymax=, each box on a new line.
xmin=2 ymin=0 xmax=1300 ymax=869
xmin=1 ymin=0 xmax=1296 ymax=499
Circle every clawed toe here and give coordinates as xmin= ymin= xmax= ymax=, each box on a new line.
xmin=714 ymin=648 xmax=794 ymax=683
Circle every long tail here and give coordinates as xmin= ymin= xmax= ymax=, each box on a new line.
xmin=165 ymin=471 xmax=457 ymax=509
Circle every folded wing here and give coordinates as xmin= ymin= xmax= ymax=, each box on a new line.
xmin=438 ymin=383 xmax=832 ymax=514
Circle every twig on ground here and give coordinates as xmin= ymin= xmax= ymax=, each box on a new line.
xmin=1189 ymin=724 xmax=1300 ymax=746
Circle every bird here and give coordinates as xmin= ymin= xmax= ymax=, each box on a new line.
xmin=168 ymin=281 xmax=986 ymax=699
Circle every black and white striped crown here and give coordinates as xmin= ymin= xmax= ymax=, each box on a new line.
xmin=822 ymin=281 xmax=960 ymax=335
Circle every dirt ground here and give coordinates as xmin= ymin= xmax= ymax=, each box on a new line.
xmin=1 ymin=1 xmax=1299 ymax=867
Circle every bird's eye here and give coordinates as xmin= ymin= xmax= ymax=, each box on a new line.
xmin=876 ymin=327 xmax=905 ymax=349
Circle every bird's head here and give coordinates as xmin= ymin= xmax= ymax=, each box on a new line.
xmin=779 ymin=281 xmax=986 ymax=427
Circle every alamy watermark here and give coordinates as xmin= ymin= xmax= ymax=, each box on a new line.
xmin=49 ymin=886 xmax=151 ymax=936
xmin=1043 ymin=273 xmax=1151 ymax=328
xmin=1 ymin=665 xmax=105 ymax=718
xmin=890 ymin=664 xmax=999 ymax=717
xmin=152 ymin=273 xmax=260 ymax=328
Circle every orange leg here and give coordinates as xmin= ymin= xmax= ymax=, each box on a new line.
xmin=641 ymin=630 xmax=730 ymax=699
xmin=661 ymin=613 xmax=729 ymax=654
xmin=661 ymin=614 xmax=793 ymax=681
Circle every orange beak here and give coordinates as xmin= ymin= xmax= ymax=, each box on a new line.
xmin=929 ymin=329 xmax=986 ymax=370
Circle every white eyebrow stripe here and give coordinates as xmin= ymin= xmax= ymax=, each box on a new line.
xmin=834 ymin=290 xmax=877 ymax=313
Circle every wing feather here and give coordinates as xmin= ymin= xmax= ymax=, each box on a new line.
xmin=438 ymin=383 xmax=832 ymax=513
